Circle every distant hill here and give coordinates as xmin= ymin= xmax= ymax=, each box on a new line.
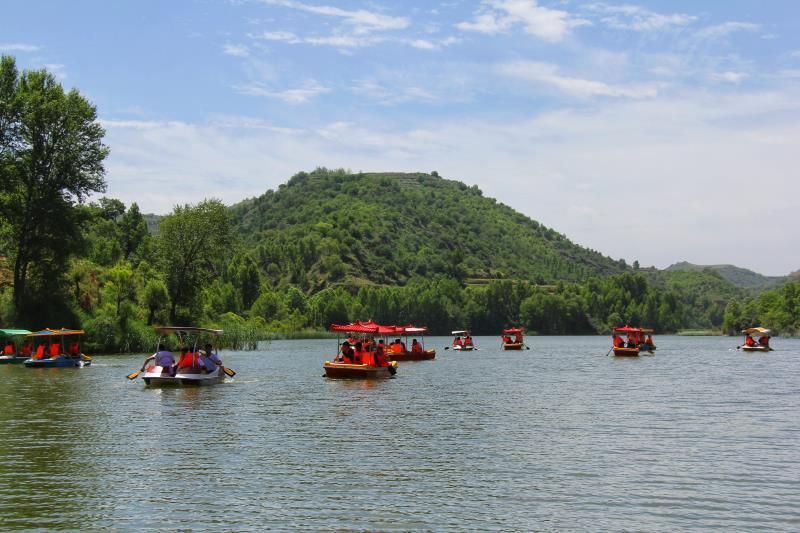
xmin=666 ymin=261 xmax=786 ymax=290
xmin=229 ymin=169 xmax=627 ymax=290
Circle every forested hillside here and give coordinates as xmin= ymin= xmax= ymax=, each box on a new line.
xmin=666 ymin=261 xmax=787 ymax=290
xmin=230 ymin=169 xmax=626 ymax=290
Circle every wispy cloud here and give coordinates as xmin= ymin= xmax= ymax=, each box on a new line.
xmin=497 ymin=60 xmax=658 ymax=99
xmin=235 ymin=79 xmax=331 ymax=104
xmin=710 ymin=71 xmax=747 ymax=84
xmin=582 ymin=3 xmax=696 ymax=31
xmin=250 ymin=29 xmax=383 ymax=48
xmin=456 ymin=0 xmax=589 ymax=42
xmin=407 ymin=36 xmax=461 ymax=50
xmin=261 ymin=0 xmax=408 ymax=34
xmin=44 ymin=63 xmax=66 ymax=80
xmin=350 ymin=79 xmax=439 ymax=105
xmin=0 ymin=43 xmax=40 ymax=52
xmin=695 ymin=21 xmax=760 ymax=40
xmin=223 ymin=43 xmax=250 ymax=57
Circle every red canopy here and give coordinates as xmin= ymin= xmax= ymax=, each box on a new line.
xmin=329 ymin=320 xmax=380 ymax=333
xmin=503 ymin=328 xmax=523 ymax=334
xmin=613 ymin=325 xmax=643 ymax=333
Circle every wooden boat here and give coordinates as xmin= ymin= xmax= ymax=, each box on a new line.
xmin=613 ymin=346 xmax=640 ymax=357
xmin=140 ymin=327 xmax=228 ymax=387
xmin=450 ymin=330 xmax=475 ymax=351
xmin=0 ymin=329 xmax=32 ymax=364
xmin=740 ymin=327 xmax=773 ymax=352
xmin=501 ymin=328 xmax=525 ymax=350
xmin=327 ymin=320 xmax=399 ymax=378
xmin=23 ymin=329 xmax=92 ymax=368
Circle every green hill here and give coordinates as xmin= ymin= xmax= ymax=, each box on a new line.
xmin=230 ymin=169 xmax=627 ymax=290
xmin=666 ymin=261 xmax=786 ymax=290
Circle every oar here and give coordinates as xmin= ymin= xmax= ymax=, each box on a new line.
xmin=222 ymin=366 xmax=236 ymax=377
xmin=444 ymin=346 xmax=449 ymax=350
xmin=604 ymin=347 xmax=613 ymax=357
xmin=81 ymin=354 xmax=92 ymax=362
xmin=126 ymin=370 xmax=141 ymax=380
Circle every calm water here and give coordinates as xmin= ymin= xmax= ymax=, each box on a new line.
xmin=0 ymin=336 xmax=798 ymax=531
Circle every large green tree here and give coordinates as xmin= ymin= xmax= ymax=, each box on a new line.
xmin=157 ymin=199 xmax=232 ymax=323
xmin=0 ymin=56 xmax=108 ymax=321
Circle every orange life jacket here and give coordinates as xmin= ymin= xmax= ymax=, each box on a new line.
xmin=49 ymin=343 xmax=61 ymax=357
xmin=68 ymin=342 xmax=80 ymax=356
xmin=21 ymin=344 xmax=32 ymax=357
xmin=464 ymin=338 xmax=473 ymax=346
xmin=34 ymin=345 xmax=46 ymax=359
xmin=411 ymin=342 xmax=422 ymax=353
xmin=3 ymin=344 xmax=13 ymax=355
xmin=177 ymin=352 xmax=197 ymax=368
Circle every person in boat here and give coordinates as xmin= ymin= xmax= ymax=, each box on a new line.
xmin=49 ymin=342 xmax=62 ymax=358
xmin=374 ymin=342 xmax=388 ymax=367
xmin=613 ymin=334 xmax=625 ymax=348
xmin=68 ymin=341 xmax=81 ymax=358
xmin=644 ymin=335 xmax=654 ymax=347
xmin=339 ymin=341 xmax=355 ymax=363
xmin=140 ymin=344 xmax=176 ymax=375
xmin=502 ymin=335 xmax=511 ymax=344
xmin=411 ymin=339 xmax=423 ymax=353
xmin=199 ymin=343 xmax=222 ymax=374
xmin=3 ymin=340 xmax=15 ymax=356
xmin=744 ymin=334 xmax=756 ymax=347
xmin=20 ymin=341 xmax=32 ymax=358
xmin=514 ymin=333 xmax=523 ymax=344
xmin=757 ymin=335 xmax=770 ymax=348
xmin=453 ymin=336 xmax=463 ymax=348
xmin=464 ymin=336 xmax=473 ymax=347
xmin=352 ymin=341 xmax=364 ymax=364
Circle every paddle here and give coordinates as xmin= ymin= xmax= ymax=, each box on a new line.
xmin=126 ymin=370 xmax=141 ymax=380
xmin=444 ymin=346 xmax=449 ymax=350
xmin=222 ymin=366 xmax=236 ymax=377
xmin=604 ymin=347 xmax=614 ymax=357
xmin=81 ymin=354 xmax=92 ymax=362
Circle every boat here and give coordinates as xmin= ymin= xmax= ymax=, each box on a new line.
xmin=0 ymin=329 xmax=32 ymax=364
xmin=450 ymin=330 xmax=475 ymax=351
xmin=23 ymin=328 xmax=92 ymax=367
xmin=740 ymin=327 xmax=772 ymax=352
xmin=501 ymin=328 xmax=525 ymax=350
xmin=385 ymin=325 xmax=436 ymax=361
xmin=325 ymin=321 xmax=398 ymax=378
xmin=139 ymin=326 xmax=229 ymax=386
xmin=611 ymin=325 xmax=656 ymax=356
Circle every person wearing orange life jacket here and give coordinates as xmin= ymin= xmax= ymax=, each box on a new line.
xmin=613 ymin=335 xmax=625 ymax=348
xmin=411 ymin=339 xmax=423 ymax=353
xmin=20 ymin=341 xmax=32 ymax=358
xmin=744 ymin=335 xmax=756 ymax=347
xmin=464 ymin=336 xmax=473 ymax=347
xmin=3 ymin=341 xmax=15 ymax=355
xmin=374 ymin=343 xmax=388 ymax=367
xmin=757 ymin=335 xmax=770 ymax=348
xmin=68 ymin=341 xmax=80 ymax=357
xmin=49 ymin=342 xmax=61 ymax=358
xmin=453 ymin=336 xmax=463 ymax=348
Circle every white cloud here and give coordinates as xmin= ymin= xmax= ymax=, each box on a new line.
xmin=223 ymin=43 xmax=250 ymax=57
xmin=251 ymin=29 xmax=383 ymax=48
xmin=695 ymin=21 xmax=760 ymax=40
xmin=234 ymin=79 xmax=330 ymax=104
xmin=407 ymin=36 xmax=461 ymax=50
xmin=710 ymin=71 xmax=747 ymax=84
xmin=582 ymin=3 xmax=696 ymax=31
xmin=497 ymin=60 xmax=659 ymax=98
xmin=262 ymin=0 xmax=408 ymax=34
xmin=0 ymin=43 xmax=40 ymax=52
xmin=456 ymin=0 xmax=589 ymax=42
xmin=44 ymin=63 xmax=67 ymax=80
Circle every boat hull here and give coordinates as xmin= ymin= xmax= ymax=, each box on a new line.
xmin=613 ymin=347 xmax=640 ymax=357
xmin=387 ymin=349 xmax=436 ymax=361
xmin=323 ymin=361 xmax=397 ymax=378
xmin=452 ymin=345 xmax=473 ymax=351
xmin=741 ymin=345 xmax=770 ymax=352
xmin=142 ymin=366 xmax=225 ymax=387
xmin=24 ymin=356 xmax=90 ymax=368
xmin=502 ymin=343 xmax=524 ymax=350
xmin=0 ymin=356 xmax=28 ymax=364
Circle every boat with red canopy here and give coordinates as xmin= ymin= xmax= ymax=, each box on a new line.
xmin=325 ymin=320 xmax=398 ymax=378
xmin=611 ymin=325 xmax=656 ymax=356
xmin=501 ymin=328 xmax=525 ymax=350
xmin=384 ymin=324 xmax=435 ymax=361
xmin=740 ymin=327 xmax=772 ymax=352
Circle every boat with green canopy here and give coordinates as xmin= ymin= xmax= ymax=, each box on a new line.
xmin=23 ymin=328 xmax=92 ymax=368
xmin=0 ymin=329 xmax=32 ymax=364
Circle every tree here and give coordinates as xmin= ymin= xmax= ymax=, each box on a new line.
xmin=157 ymin=199 xmax=232 ymax=323
xmin=0 ymin=56 xmax=108 ymax=320
xmin=142 ymin=278 xmax=168 ymax=325
xmin=119 ymin=202 xmax=148 ymax=259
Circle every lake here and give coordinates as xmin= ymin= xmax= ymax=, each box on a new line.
xmin=0 ymin=335 xmax=798 ymax=530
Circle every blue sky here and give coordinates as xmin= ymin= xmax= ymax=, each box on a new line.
xmin=3 ymin=0 xmax=799 ymax=275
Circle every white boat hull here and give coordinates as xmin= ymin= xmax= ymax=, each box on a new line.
xmin=142 ymin=366 xmax=225 ymax=387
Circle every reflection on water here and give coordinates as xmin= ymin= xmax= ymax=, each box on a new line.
xmin=0 ymin=336 xmax=799 ymax=530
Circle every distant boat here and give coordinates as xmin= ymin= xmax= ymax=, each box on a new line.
xmin=450 ymin=330 xmax=474 ymax=351
xmin=740 ymin=327 xmax=772 ymax=352
xmin=23 ymin=328 xmax=91 ymax=368
xmin=501 ymin=328 xmax=525 ymax=350
xmin=611 ymin=325 xmax=657 ymax=356
xmin=0 ymin=329 xmax=32 ymax=364
xmin=325 ymin=321 xmax=398 ymax=378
